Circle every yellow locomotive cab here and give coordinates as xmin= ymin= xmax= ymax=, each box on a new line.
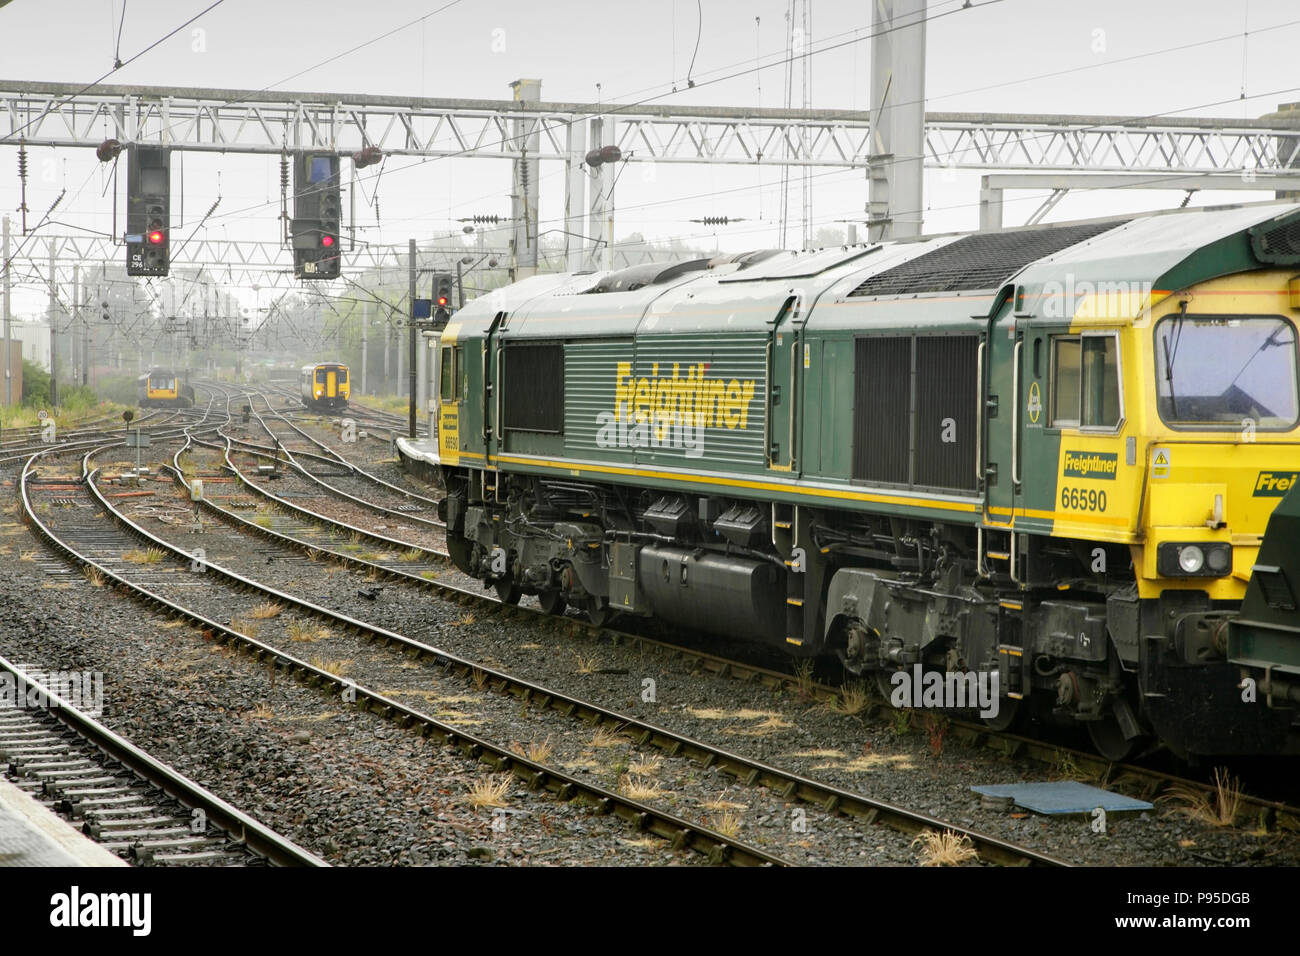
xmin=301 ymin=362 xmax=350 ymax=410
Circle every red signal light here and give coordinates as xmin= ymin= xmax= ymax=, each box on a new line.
xmin=147 ymin=230 xmax=164 ymax=245
xmin=321 ymin=234 xmax=335 ymax=248
xmin=437 ymin=296 xmax=448 ymax=307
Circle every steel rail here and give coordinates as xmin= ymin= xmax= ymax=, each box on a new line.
xmin=163 ymin=435 xmax=1067 ymax=867
xmin=23 ymin=440 xmax=793 ymax=867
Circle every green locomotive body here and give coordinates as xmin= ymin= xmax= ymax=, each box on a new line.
xmin=437 ymin=204 xmax=1300 ymax=758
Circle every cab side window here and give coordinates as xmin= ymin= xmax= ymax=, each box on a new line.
xmin=439 ymin=346 xmax=462 ymax=402
xmin=1051 ymin=333 xmax=1121 ymax=429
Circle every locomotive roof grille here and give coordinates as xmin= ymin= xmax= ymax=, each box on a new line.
xmin=847 ymin=220 xmax=1127 ymax=298
xmin=1250 ymin=217 xmax=1300 ymax=264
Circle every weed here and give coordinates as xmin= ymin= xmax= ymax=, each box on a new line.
xmin=249 ymin=601 xmax=284 ymax=620
xmin=619 ymin=775 xmax=664 ymax=801
xmin=464 ymin=775 xmax=511 ymax=809
xmin=1161 ymin=767 xmax=1243 ymax=827
xmin=790 ymin=659 xmax=817 ymax=703
xmin=922 ymin=713 xmax=949 ymax=757
xmin=590 ymin=724 xmax=627 ymax=748
xmin=827 ymin=681 xmax=870 ymax=716
xmin=912 ymin=829 xmax=977 ymax=866
xmin=287 ymin=620 xmax=330 ymax=643
xmin=711 ymin=811 xmax=743 ymax=838
xmin=888 ymin=706 xmax=913 ymax=736
xmin=628 ymin=755 xmax=662 ymax=777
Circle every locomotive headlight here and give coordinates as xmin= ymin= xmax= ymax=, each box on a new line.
xmin=1178 ymin=546 xmax=1205 ymax=574
xmin=1157 ymin=542 xmax=1233 ymax=577
xmin=1206 ymin=546 xmax=1231 ymax=574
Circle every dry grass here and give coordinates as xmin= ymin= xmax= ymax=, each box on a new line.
xmin=573 ymin=652 xmax=599 ymax=675
xmin=19 ymin=550 xmax=38 ymax=562
xmin=589 ymin=724 xmax=627 ymax=748
xmin=399 ymin=547 xmax=423 ymax=563
xmin=246 ymin=704 xmax=275 ymax=720
xmin=619 ymin=775 xmax=664 ymax=801
xmin=711 ymin=811 xmax=743 ymax=838
xmin=229 ymin=617 xmax=259 ymax=637
xmin=1161 ymin=767 xmax=1244 ymax=827
xmin=700 ymin=796 xmax=748 ymax=812
xmin=464 ymin=775 xmax=512 ymax=809
xmin=912 ymin=829 xmax=978 ymax=866
xmin=309 ymin=657 xmax=353 ymax=678
xmin=122 ymin=547 xmax=166 ymax=565
xmin=455 ymin=613 xmax=477 ymax=627
xmin=249 ymin=601 xmax=284 ymax=620
xmin=252 ymin=514 xmax=274 ymax=529
xmin=470 ymin=666 xmax=488 ymax=691
xmin=628 ymin=755 xmax=662 ymax=777
xmin=526 ymin=738 xmax=555 ymax=763
xmin=287 ymin=620 xmax=331 ymax=643
xmin=827 ymin=681 xmax=870 ymax=716
xmin=83 ymin=566 xmax=106 ymax=587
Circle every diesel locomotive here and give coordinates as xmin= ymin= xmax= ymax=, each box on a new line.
xmin=434 ymin=203 xmax=1300 ymax=759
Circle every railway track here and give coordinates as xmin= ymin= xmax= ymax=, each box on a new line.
xmin=157 ymin=427 xmax=1066 ymax=866
xmin=212 ymin=385 xmax=1300 ymax=836
xmin=0 ymin=653 xmax=325 ymax=866
xmin=21 ymin=437 xmax=804 ymax=867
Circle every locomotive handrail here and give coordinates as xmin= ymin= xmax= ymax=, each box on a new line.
xmin=789 ymin=340 xmax=798 ymax=471
xmin=495 ymin=345 xmax=504 ymax=463
xmin=1011 ymin=338 xmax=1023 ymax=489
xmin=763 ymin=339 xmax=773 ymax=466
xmin=976 ymin=340 xmax=985 ymax=487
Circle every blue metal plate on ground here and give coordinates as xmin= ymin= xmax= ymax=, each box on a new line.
xmin=971 ymin=781 xmax=1154 ymax=814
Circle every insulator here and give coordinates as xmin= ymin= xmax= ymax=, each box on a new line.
xmin=17 ymin=146 xmax=27 ymax=181
xmin=352 ymin=145 xmax=383 ymax=168
xmin=280 ymin=154 xmax=290 ymax=191
xmin=473 ymin=215 xmax=502 ymax=224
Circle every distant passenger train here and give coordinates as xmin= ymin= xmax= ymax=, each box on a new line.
xmin=136 ymin=369 xmax=194 ymax=408
xmin=300 ymin=362 xmax=350 ymax=411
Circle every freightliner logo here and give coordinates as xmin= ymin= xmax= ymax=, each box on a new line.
xmin=1063 ymin=450 xmax=1118 ymax=480
xmin=1253 ymin=471 xmax=1300 ymax=497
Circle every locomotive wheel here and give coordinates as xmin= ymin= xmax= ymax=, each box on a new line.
xmin=494 ymin=579 xmax=521 ymax=606
xmin=874 ymin=669 xmax=900 ymax=705
xmin=1086 ymin=714 xmax=1141 ymax=762
xmin=584 ymin=596 xmax=612 ymax=627
xmin=538 ymin=590 xmax=567 ymax=616
xmin=980 ymin=696 xmax=1022 ymax=732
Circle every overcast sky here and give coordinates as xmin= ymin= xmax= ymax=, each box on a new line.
xmin=3 ymin=0 xmax=1300 ymax=314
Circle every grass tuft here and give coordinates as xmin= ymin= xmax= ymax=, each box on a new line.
xmin=464 ymin=775 xmax=512 ymax=809
xmin=619 ymin=775 xmax=664 ymax=801
xmin=590 ymin=723 xmax=627 ymax=748
xmin=913 ymin=829 xmax=978 ymax=866
xmin=287 ymin=620 xmax=331 ymax=643
xmin=249 ymin=601 xmax=284 ymax=620
xmin=1161 ymin=767 xmax=1244 ymax=827
xmin=827 ymin=680 xmax=870 ymax=716
xmin=711 ymin=811 xmax=743 ymax=838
